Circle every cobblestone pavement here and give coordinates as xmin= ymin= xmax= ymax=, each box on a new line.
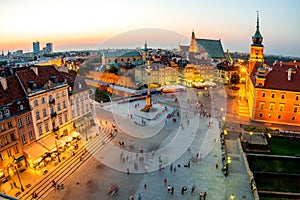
xmin=44 ymin=95 xmax=254 ymax=200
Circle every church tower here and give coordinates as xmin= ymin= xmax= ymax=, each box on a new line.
xmin=142 ymin=41 xmax=149 ymax=61
xmin=249 ymin=11 xmax=264 ymax=74
xmin=188 ymin=30 xmax=199 ymax=53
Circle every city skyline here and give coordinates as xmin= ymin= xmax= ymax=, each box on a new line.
xmin=1 ymin=0 xmax=300 ymax=57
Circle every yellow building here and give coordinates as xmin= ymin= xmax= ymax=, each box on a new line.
xmin=134 ymin=62 xmax=178 ymax=87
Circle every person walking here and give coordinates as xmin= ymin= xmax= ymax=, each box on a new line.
xmin=144 ymin=184 xmax=147 ymax=190
xmin=164 ymin=178 xmax=167 ymax=185
xmin=138 ymin=193 xmax=142 ymax=200
xmin=171 ymin=186 xmax=174 ymax=194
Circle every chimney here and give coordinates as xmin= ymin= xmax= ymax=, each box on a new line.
xmin=286 ymin=68 xmax=295 ymax=81
xmin=31 ymin=66 xmax=39 ymax=75
xmin=0 ymin=77 xmax=7 ymax=90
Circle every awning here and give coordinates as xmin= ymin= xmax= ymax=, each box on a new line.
xmin=38 ymin=135 xmax=59 ymax=151
xmin=60 ymin=136 xmax=73 ymax=143
xmin=71 ymin=131 xmax=80 ymax=138
xmin=23 ymin=143 xmax=48 ymax=160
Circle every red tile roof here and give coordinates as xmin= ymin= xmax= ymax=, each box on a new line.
xmin=250 ymin=61 xmax=300 ymax=92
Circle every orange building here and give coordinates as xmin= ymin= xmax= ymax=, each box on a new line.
xmin=246 ymin=13 xmax=300 ymax=126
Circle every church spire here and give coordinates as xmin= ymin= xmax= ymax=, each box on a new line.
xmin=252 ymin=11 xmax=263 ymax=46
xmin=191 ymin=29 xmax=196 ymax=40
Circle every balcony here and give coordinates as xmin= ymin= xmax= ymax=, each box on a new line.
xmin=49 ymin=98 xmax=55 ymax=105
xmin=50 ymin=112 xmax=57 ymax=118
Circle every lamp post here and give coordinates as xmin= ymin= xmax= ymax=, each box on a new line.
xmin=55 ymin=140 xmax=61 ymax=163
xmin=249 ymin=132 xmax=253 ymax=143
xmin=14 ymin=166 xmax=24 ymax=192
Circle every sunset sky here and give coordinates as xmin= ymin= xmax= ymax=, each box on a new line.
xmin=1 ymin=0 xmax=299 ymax=57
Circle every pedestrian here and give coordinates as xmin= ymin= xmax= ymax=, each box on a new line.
xmin=171 ymin=186 xmax=174 ymax=194
xmin=164 ymin=178 xmax=167 ymax=185
xmin=181 ymin=187 xmax=184 ymax=194
xmin=191 ymin=185 xmax=196 ymax=195
xmin=144 ymin=184 xmax=147 ymax=190
xmin=200 ymin=191 xmax=203 ymax=200
xmin=138 ymin=193 xmax=142 ymax=200
xmin=170 ymin=164 xmax=173 ymax=172
xmin=204 ymin=191 xmax=207 ymax=199
xmin=174 ymin=166 xmax=176 ymax=172
xmin=167 ymin=185 xmax=171 ymax=193
xmin=52 ymin=180 xmax=56 ymax=188
xmin=127 ymin=168 xmax=130 ymax=174
xmin=129 ymin=194 xmax=134 ymax=200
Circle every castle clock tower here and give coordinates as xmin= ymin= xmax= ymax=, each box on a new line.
xmin=249 ymin=11 xmax=264 ymax=74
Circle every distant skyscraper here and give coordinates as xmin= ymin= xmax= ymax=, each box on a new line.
xmin=46 ymin=43 xmax=53 ymax=53
xmin=33 ymin=41 xmax=40 ymax=55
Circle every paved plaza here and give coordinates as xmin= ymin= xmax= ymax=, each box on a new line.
xmin=44 ymin=92 xmax=254 ymax=200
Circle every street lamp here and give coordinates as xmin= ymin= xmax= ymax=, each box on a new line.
xmin=14 ymin=166 xmax=24 ymax=192
xmin=249 ymin=132 xmax=253 ymax=143
xmin=55 ymin=140 xmax=61 ymax=163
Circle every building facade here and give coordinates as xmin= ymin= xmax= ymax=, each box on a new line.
xmin=246 ymin=13 xmax=300 ymax=126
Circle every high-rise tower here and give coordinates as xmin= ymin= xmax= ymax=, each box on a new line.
xmin=33 ymin=40 xmax=40 ymax=55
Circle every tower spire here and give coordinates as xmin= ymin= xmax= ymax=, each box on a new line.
xmin=256 ymin=11 xmax=260 ymax=29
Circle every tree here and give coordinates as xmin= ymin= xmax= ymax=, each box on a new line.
xmin=108 ymin=65 xmax=118 ymax=75
xmin=230 ymin=72 xmax=240 ymax=85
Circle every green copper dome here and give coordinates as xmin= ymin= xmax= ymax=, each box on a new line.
xmin=252 ymin=12 xmax=263 ymax=45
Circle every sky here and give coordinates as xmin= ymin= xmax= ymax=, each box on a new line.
xmin=0 ymin=0 xmax=300 ymax=57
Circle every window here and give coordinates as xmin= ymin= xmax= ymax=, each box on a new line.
xmin=86 ymin=104 xmax=89 ymax=112
xmin=62 ymin=90 xmax=65 ymax=96
xmin=50 ymin=107 xmax=54 ymax=114
xmin=0 ymin=140 xmax=2 ymax=147
xmin=64 ymin=113 xmax=68 ymax=123
xmin=17 ymin=118 xmax=23 ymax=128
xmin=71 ymin=99 xmax=74 ymax=106
xmin=36 ymin=111 xmax=40 ymax=120
xmin=259 ymin=102 xmax=265 ymax=110
xmin=63 ymin=101 xmax=66 ymax=109
xmin=57 ymin=103 xmax=61 ymax=111
xmin=281 ymin=94 xmax=285 ymax=99
xmin=25 ymin=115 xmax=31 ymax=124
xmin=45 ymin=123 xmax=49 ymax=132
xmin=278 ymin=115 xmax=281 ymax=119
xmin=0 ymin=112 xmax=2 ymax=119
xmin=292 ymin=116 xmax=296 ymax=121
xmin=1 ymin=124 xmax=5 ymax=131
xmin=10 ymin=133 xmax=16 ymax=141
xmin=4 ymin=109 xmax=10 ymax=117
xmin=259 ymin=113 xmax=263 ymax=118
xmin=0 ymin=154 xmax=3 ymax=161
xmin=271 ymin=93 xmax=275 ymax=98
xmin=41 ymin=97 xmax=46 ymax=104
xmin=269 ymin=103 xmax=275 ymax=111
xmin=56 ymin=92 xmax=60 ymax=99
xmin=29 ymin=131 xmax=34 ymax=140
xmin=59 ymin=116 xmax=63 ymax=125
xmin=7 ymin=121 xmax=12 ymax=129
xmin=72 ymin=110 xmax=75 ymax=118
xmin=294 ymin=106 xmax=299 ymax=113
xmin=279 ymin=104 xmax=284 ymax=112
xmin=262 ymin=92 xmax=266 ymax=97
xmin=7 ymin=149 xmax=11 ymax=157
xmin=34 ymin=99 xmax=38 ymax=106
xmin=85 ymin=93 xmax=89 ymax=100
xmin=76 ymin=97 xmax=79 ymax=103
xmin=21 ymin=135 xmax=27 ymax=144
xmin=19 ymin=104 xmax=24 ymax=111
xmin=38 ymin=125 xmax=43 ymax=136
xmin=4 ymin=136 xmax=8 ymax=145
xmin=296 ymin=95 xmax=299 ymax=101
xmin=14 ymin=146 xmax=18 ymax=154
xmin=43 ymin=109 xmax=47 ymax=117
